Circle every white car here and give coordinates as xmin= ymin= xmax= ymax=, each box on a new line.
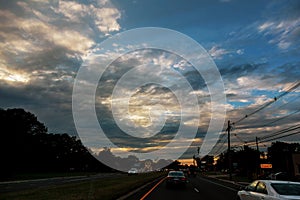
xmin=237 ymin=180 xmax=300 ymax=200
xmin=128 ymin=168 xmax=138 ymax=175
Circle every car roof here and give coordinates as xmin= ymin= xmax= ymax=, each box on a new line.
xmin=168 ymin=170 xmax=183 ymax=173
xmin=257 ymin=180 xmax=300 ymax=185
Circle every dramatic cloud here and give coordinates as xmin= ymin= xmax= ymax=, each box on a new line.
xmin=0 ymin=0 xmax=121 ymax=133
xmin=1 ymin=0 xmax=299 ymax=160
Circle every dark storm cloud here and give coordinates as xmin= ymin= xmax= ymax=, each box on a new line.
xmin=0 ymin=76 xmax=75 ymax=134
xmin=220 ymin=63 xmax=262 ymax=78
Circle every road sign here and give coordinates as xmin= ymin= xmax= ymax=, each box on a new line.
xmin=260 ymin=164 xmax=272 ymax=169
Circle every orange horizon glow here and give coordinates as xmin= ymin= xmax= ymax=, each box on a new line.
xmin=178 ymin=159 xmax=195 ymax=166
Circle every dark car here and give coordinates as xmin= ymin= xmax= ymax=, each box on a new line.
xmin=166 ymin=171 xmax=187 ymax=188
xmin=187 ymin=166 xmax=197 ymax=177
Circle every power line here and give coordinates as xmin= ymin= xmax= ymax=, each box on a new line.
xmin=276 ymin=81 xmax=300 ymax=99
xmin=259 ymin=131 xmax=300 ymax=143
xmin=260 ymin=125 xmax=300 ymax=141
xmin=229 ymin=81 xmax=300 ymax=146
xmin=232 ymin=81 xmax=300 ymax=126
xmin=249 ymin=94 xmax=300 ymax=128
xmin=214 ymin=144 xmax=228 ymax=156
xmin=210 ymin=137 xmax=226 ymax=155
xmin=273 ymin=94 xmax=300 ymax=111
xmin=244 ymin=124 xmax=300 ymax=145
xmin=233 ymin=108 xmax=300 ymax=131
xmin=262 ymin=109 xmax=300 ymax=127
xmin=234 ymin=133 xmax=247 ymax=143
xmin=258 ymin=124 xmax=299 ymax=141
xmin=209 ymin=133 xmax=227 ymax=155
xmin=211 ymin=81 xmax=300 ymax=155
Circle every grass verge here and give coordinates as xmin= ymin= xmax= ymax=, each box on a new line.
xmin=2 ymin=172 xmax=165 ymax=200
xmin=2 ymin=172 xmax=98 ymax=181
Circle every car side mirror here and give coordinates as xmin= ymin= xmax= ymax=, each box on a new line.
xmin=244 ymin=186 xmax=250 ymax=191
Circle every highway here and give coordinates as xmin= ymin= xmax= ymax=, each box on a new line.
xmin=1 ymin=173 xmax=242 ymax=200
xmin=128 ymin=175 xmax=240 ymax=200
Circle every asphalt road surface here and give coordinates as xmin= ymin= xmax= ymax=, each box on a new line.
xmin=136 ymin=176 xmax=239 ymax=200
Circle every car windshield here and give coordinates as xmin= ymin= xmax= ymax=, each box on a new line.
xmin=168 ymin=172 xmax=184 ymax=177
xmin=271 ymin=183 xmax=300 ymax=195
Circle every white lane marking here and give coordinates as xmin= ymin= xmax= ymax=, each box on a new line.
xmin=194 ymin=188 xmax=199 ymax=193
xmin=200 ymin=177 xmax=238 ymax=192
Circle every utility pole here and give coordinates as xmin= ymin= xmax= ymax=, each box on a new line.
xmin=227 ymin=120 xmax=232 ymax=181
xmin=255 ymin=136 xmax=260 ymax=179
xmin=256 ymin=137 xmax=259 ymax=152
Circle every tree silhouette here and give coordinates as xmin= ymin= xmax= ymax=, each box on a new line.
xmin=234 ymin=146 xmax=259 ymax=178
xmin=215 ymin=146 xmax=259 ymax=178
xmin=0 ymin=108 xmax=110 ymax=180
xmin=0 ymin=108 xmax=48 ymax=177
xmin=268 ymin=141 xmax=300 ymax=177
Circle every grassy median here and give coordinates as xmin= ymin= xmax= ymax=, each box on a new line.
xmin=2 ymin=172 xmax=98 ymax=181
xmin=2 ymin=172 xmax=165 ymax=200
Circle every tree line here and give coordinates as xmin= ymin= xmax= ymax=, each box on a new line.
xmin=0 ymin=108 xmax=110 ymax=180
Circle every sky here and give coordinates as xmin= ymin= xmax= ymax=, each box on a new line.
xmin=1 ymin=0 xmax=300 ymax=164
